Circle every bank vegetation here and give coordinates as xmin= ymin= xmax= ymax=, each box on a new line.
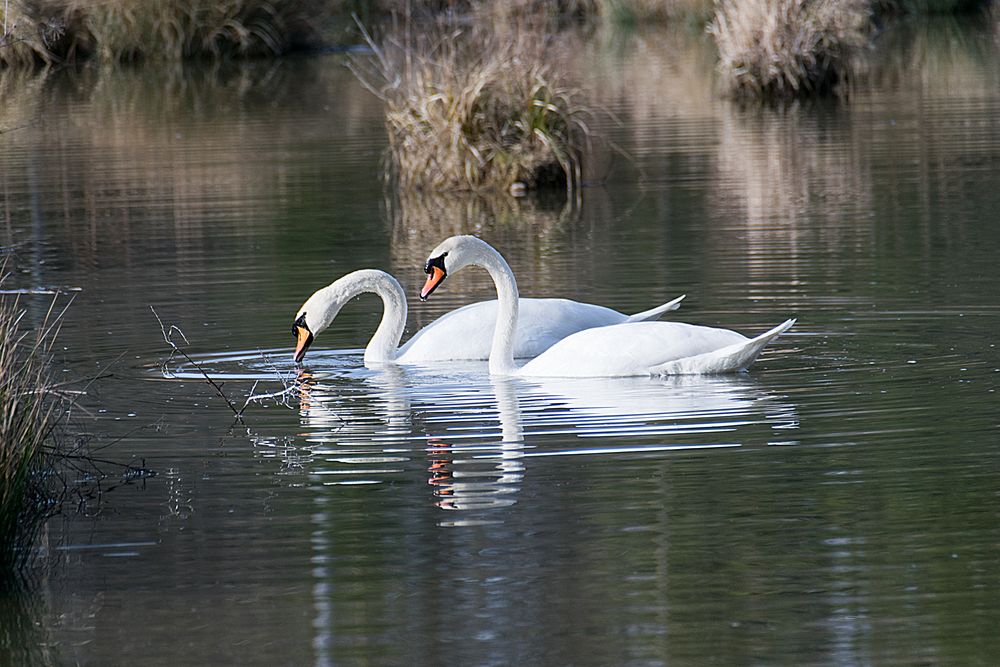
xmin=0 ymin=286 xmax=66 ymax=575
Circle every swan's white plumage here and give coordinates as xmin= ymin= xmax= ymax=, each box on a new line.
xmin=422 ymin=235 xmax=795 ymax=377
xmin=294 ymin=269 xmax=684 ymax=364
xmin=517 ymin=319 xmax=796 ymax=377
xmin=397 ymin=295 xmax=685 ymax=362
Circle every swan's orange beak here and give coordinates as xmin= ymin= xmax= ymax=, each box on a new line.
xmin=420 ymin=266 xmax=446 ymax=301
xmin=293 ymin=325 xmax=313 ymax=363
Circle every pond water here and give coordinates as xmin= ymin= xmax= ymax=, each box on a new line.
xmin=3 ymin=17 xmax=1000 ymax=666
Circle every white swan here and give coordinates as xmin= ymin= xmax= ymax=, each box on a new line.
xmin=292 ymin=269 xmax=685 ymax=363
xmin=419 ymin=236 xmax=796 ymax=377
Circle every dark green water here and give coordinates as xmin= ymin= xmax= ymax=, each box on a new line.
xmin=2 ymin=19 xmax=1000 ymax=666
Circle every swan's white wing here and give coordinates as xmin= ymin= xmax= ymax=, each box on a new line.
xmin=397 ymin=298 xmax=629 ymax=362
xmin=649 ymin=319 xmax=795 ymax=375
xmin=623 ymin=295 xmax=686 ymax=322
xmin=517 ymin=321 xmax=771 ymax=377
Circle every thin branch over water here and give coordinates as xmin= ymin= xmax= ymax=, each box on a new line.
xmin=150 ymin=305 xmax=299 ymax=423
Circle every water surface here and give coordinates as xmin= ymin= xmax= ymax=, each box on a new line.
xmin=2 ymin=19 xmax=1000 ymax=666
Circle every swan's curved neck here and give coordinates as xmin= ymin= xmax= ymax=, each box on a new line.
xmin=312 ymin=270 xmax=407 ymax=363
xmin=472 ymin=243 xmax=519 ymax=375
xmin=361 ymin=272 xmax=408 ymax=363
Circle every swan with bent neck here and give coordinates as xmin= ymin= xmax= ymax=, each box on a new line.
xmin=419 ymin=236 xmax=796 ymax=377
xmin=291 ymin=269 xmax=685 ymax=364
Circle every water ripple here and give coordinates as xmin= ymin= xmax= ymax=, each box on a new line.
xmin=161 ymin=348 xmax=800 ymax=513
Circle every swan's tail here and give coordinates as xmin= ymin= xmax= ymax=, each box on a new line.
xmin=624 ymin=295 xmax=686 ymax=323
xmin=649 ymin=318 xmax=796 ymax=375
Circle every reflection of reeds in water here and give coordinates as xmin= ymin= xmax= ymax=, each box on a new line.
xmin=0 ymin=588 xmax=56 ymax=666
xmin=715 ymin=103 xmax=873 ymax=227
xmin=0 ymin=62 xmax=382 ymax=268
xmin=570 ymin=25 xmax=718 ymax=165
xmin=387 ymin=189 xmax=581 ymax=326
xmin=350 ymin=18 xmax=591 ymax=194
xmin=861 ymin=14 xmax=1000 ymax=96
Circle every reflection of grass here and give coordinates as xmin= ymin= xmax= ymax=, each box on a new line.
xmin=387 ymin=189 xmax=578 ymax=317
xmin=351 ymin=19 xmax=591 ymax=194
xmin=863 ymin=13 xmax=999 ymax=95
xmin=709 ymin=0 xmax=871 ymax=99
xmin=0 ymin=288 xmax=65 ymax=575
xmin=0 ymin=588 xmax=54 ymax=665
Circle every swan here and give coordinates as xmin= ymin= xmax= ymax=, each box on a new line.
xmin=419 ymin=236 xmax=796 ymax=377
xmin=292 ymin=269 xmax=685 ymax=363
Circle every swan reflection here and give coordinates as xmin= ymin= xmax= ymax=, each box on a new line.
xmin=423 ymin=377 xmax=526 ymax=514
xmin=272 ymin=357 xmax=798 ymax=513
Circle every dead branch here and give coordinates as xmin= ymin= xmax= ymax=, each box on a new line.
xmin=151 ymin=305 xmax=244 ymax=420
xmin=151 ymin=306 xmax=302 ymax=424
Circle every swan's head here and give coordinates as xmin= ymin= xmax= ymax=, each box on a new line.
xmin=292 ymin=296 xmax=339 ymax=363
xmin=420 ymin=235 xmax=489 ymax=300
xmin=291 ymin=273 xmax=364 ymax=362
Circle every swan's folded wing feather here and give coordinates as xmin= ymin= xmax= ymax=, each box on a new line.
xmin=518 ymin=321 xmax=749 ymax=377
xmin=648 ymin=319 xmax=796 ymax=375
xmin=623 ymin=295 xmax=686 ymax=323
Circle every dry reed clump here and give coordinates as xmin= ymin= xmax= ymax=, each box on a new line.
xmin=709 ymin=0 xmax=872 ymax=99
xmin=1 ymin=0 xmax=325 ymax=66
xmin=350 ymin=21 xmax=592 ymax=194
xmin=0 ymin=1 xmax=68 ymax=67
xmin=0 ymin=287 xmax=65 ymax=574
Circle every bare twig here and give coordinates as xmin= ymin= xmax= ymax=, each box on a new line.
xmin=152 ymin=306 xmax=305 ymax=423
xmin=234 ymin=348 xmax=299 ymax=417
xmin=151 ymin=305 xmax=243 ymax=420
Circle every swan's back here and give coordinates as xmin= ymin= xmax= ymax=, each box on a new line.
xmin=397 ymin=298 xmax=626 ymax=362
xmin=518 ymin=321 xmax=750 ymax=377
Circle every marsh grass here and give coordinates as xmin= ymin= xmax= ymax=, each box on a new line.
xmin=0 ymin=1 xmax=66 ymax=67
xmin=350 ymin=19 xmax=592 ymax=194
xmin=1 ymin=0 xmax=325 ymax=66
xmin=709 ymin=0 xmax=872 ymax=99
xmin=0 ymin=286 xmax=67 ymax=574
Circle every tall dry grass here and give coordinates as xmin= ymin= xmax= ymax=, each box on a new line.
xmin=0 ymin=284 xmax=66 ymax=575
xmin=709 ymin=0 xmax=872 ymax=99
xmin=1 ymin=0 xmax=326 ymax=66
xmin=0 ymin=0 xmax=66 ymax=67
xmin=350 ymin=19 xmax=592 ymax=194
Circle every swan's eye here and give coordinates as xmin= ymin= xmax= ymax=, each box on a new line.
xmin=292 ymin=313 xmax=307 ymax=338
xmin=424 ymin=253 xmax=448 ymax=276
